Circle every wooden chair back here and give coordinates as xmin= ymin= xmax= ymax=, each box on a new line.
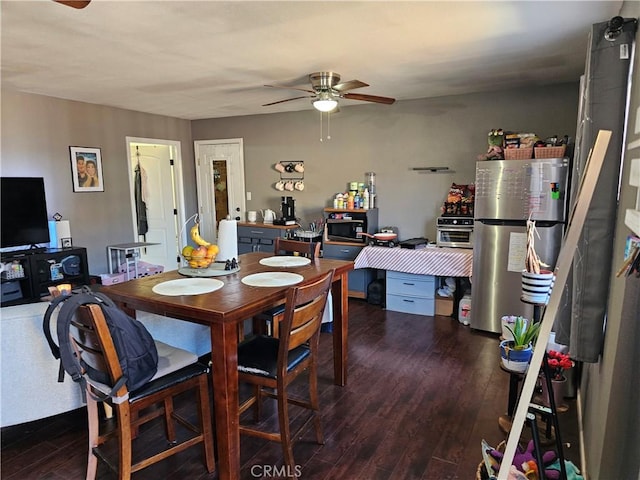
xmin=69 ymin=304 xmax=128 ymax=397
xmin=274 ymin=238 xmax=321 ymax=259
xmin=277 ymin=270 xmax=334 ymax=370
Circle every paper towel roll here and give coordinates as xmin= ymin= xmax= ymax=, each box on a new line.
xmin=217 ymin=219 xmax=238 ymax=262
xmin=48 ymin=220 xmax=72 ymax=248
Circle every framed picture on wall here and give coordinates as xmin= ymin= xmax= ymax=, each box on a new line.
xmin=69 ymin=146 xmax=104 ymax=192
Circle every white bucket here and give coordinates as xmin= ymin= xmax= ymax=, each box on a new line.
xmin=458 ymin=295 xmax=472 ymax=326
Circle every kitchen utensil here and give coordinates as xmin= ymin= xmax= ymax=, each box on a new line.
xmin=360 ymin=232 xmax=398 ymax=241
xmin=261 ymin=209 xmax=276 ymax=223
xmin=359 ymin=232 xmax=398 ymax=247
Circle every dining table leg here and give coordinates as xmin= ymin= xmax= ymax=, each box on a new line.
xmin=332 ymin=272 xmax=349 ymax=386
xmin=210 ymin=321 xmax=241 ymax=480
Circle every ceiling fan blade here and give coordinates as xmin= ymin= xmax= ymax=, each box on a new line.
xmin=343 ymin=93 xmax=396 ymax=105
xmin=262 ymin=95 xmax=314 ymax=107
xmin=54 ymin=0 xmax=91 ymax=8
xmin=264 ymin=84 xmax=315 ymax=94
xmin=333 ymin=80 xmax=369 ymax=92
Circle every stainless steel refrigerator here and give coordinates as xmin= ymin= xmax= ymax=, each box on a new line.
xmin=471 ymin=157 xmax=569 ymax=333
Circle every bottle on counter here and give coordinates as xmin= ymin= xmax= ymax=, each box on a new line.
xmin=363 ymin=188 xmax=369 ymax=210
xmin=347 ymin=193 xmax=354 ymax=210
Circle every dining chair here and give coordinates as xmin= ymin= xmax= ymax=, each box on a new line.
xmin=274 ymin=237 xmax=321 ymax=259
xmin=237 ymin=270 xmax=334 ymax=475
xmin=252 ymin=238 xmax=322 ymax=338
xmin=69 ymin=303 xmax=215 ymax=479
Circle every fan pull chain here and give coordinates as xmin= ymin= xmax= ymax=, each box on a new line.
xmin=319 ymin=111 xmax=331 ymax=142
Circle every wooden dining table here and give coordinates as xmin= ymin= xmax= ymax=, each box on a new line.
xmin=100 ymin=251 xmax=354 ymax=480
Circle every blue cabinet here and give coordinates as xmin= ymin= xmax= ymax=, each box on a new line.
xmin=237 ymin=223 xmax=296 ymax=254
xmin=323 ymin=242 xmax=372 ymax=299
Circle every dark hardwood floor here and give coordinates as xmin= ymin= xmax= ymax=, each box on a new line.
xmin=1 ymin=300 xmax=580 ymax=479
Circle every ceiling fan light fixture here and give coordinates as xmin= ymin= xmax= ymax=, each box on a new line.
xmin=312 ymin=92 xmax=338 ymax=112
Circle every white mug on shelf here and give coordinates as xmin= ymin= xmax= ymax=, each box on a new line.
xmin=284 ymin=181 xmax=294 ymax=191
xmin=275 ymin=180 xmax=285 ymax=191
xmin=247 ymin=211 xmax=257 ymax=222
xmin=294 ymin=181 xmax=305 ymax=191
xmin=275 ymin=163 xmax=285 ymax=173
xmin=294 ymin=163 xmax=304 ymax=173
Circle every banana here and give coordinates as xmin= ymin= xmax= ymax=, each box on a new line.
xmin=190 ymin=223 xmax=211 ymax=247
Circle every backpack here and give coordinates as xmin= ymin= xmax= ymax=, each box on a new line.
xmin=43 ymin=287 xmax=159 ymax=400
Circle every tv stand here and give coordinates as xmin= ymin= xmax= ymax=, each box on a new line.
xmin=0 ymin=247 xmax=90 ymax=307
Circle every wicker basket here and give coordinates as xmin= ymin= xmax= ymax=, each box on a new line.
xmin=534 ymin=145 xmax=566 ymax=159
xmin=504 ymin=148 xmax=533 ymax=160
xmin=476 ymin=441 xmax=506 ymax=480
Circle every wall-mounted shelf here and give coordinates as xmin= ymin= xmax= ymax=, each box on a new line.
xmin=411 ymin=166 xmax=456 ymax=174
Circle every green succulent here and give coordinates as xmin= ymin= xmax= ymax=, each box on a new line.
xmin=504 ymin=316 xmax=541 ymax=350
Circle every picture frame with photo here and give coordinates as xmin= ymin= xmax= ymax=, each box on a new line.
xmin=69 ymin=146 xmax=104 ymax=192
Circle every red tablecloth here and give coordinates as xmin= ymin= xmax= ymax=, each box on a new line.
xmin=354 ymin=246 xmax=473 ymax=277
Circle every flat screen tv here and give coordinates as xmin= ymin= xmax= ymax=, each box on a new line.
xmin=1 ymin=177 xmax=51 ymax=250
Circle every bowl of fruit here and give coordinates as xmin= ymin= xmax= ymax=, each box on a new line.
xmin=181 ymin=218 xmax=219 ymax=269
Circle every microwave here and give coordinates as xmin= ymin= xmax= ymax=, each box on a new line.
xmin=326 ymin=217 xmax=366 ymax=243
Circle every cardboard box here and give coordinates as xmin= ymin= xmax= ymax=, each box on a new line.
xmin=435 ymin=295 xmax=454 ymax=316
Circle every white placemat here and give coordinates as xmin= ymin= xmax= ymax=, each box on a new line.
xmin=241 ymin=272 xmax=303 ymax=287
xmin=259 ymin=256 xmax=311 ymax=267
xmin=152 ymin=278 xmax=224 ymax=296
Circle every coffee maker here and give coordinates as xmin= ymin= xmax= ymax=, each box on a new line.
xmin=274 ymin=196 xmax=296 ymax=225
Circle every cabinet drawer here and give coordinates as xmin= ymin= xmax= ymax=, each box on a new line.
xmin=237 ymin=226 xmax=281 ymax=240
xmin=386 ymin=294 xmax=435 ymax=316
xmin=323 ymin=244 xmax=363 ymax=260
xmin=386 ymin=272 xmax=435 ymax=298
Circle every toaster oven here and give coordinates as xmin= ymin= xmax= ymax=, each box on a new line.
xmin=436 ymin=217 xmax=474 ymax=249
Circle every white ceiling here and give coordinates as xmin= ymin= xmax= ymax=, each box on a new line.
xmin=1 ymin=0 xmax=623 ymax=120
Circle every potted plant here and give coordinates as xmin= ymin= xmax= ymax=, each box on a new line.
xmin=540 ymin=350 xmax=574 ymax=410
xmin=522 ymin=219 xmax=554 ymax=304
xmin=500 ymin=316 xmax=541 ymax=373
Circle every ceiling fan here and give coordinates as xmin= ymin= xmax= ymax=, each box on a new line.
xmin=54 ymin=1 xmax=91 ymax=9
xmin=264 ymin=72 xmax=395 ymax=112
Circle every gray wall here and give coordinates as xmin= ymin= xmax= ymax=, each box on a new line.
xmin=192 ymin=83 xmax=579 ymax=240
xmin=0 ymin=91 xmax=196 ymax=274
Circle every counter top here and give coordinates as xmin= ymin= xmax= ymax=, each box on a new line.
xmin=354 ymin=245 xmax=473 ymax=277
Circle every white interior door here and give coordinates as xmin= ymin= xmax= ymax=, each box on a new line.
xmin=126 ymin=138 xmax=186 ymax=271
xmin=194 ymin=139 xmax=246 ymax=243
